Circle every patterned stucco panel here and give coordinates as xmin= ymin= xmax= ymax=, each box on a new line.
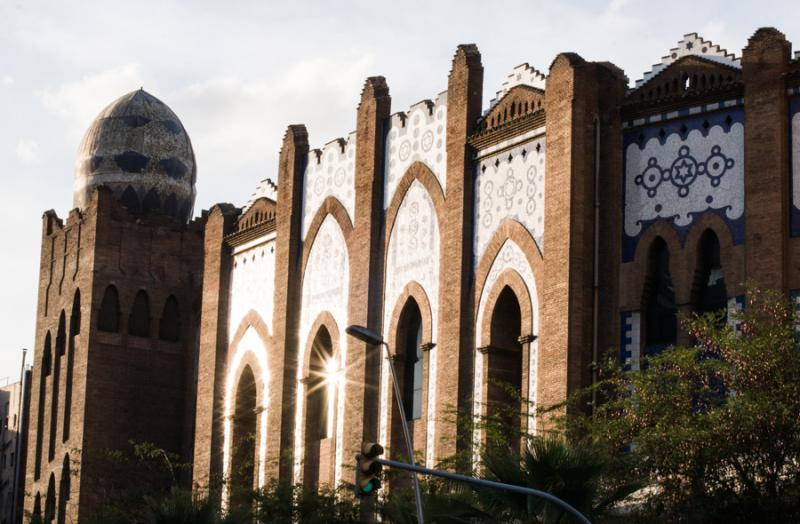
xmin=623 ymin=110 xmax=744 ymax=261
xmin=384 ymin=93 xmax=447 ymax=207
xmin=228 ymin=238 xmax=277 ymax=340
xmin=301 ymin=134 xmax=356 ymax=238
xmin=475 ymin=136 xmax=545 ymax=262
xmin=380 ymin=179 xmax=440 ymax=467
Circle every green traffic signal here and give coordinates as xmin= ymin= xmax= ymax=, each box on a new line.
xmin=355 ymin=442 xmax=384 ymax=497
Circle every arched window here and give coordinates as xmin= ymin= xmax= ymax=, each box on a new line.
xmin=304 ymin=325 xmax=336 ymax=490
xmin=693 ymin=230 xmax=727 ymax=316
xmin=398 ymin=300 xmax=423 ymax=421
xmin=44 ymin=473 xmax=56 ymax=524
xmin=128 ymin=290 xmax=151 ymax=338
xmin=50 ymin=313 xmax=65 ymax=460
xmin=64 ymin=291 xmax=80 ymax=442
xmin=142 ymin=189 xmax=160 ymax=214
xmin=158 ymin=295 xmax=180 ymax=342
xmin=57 ymin=454 xmax=70 ymax=524
xmin=229 ymin=366 xmax=256 ymax=509
xmin=35 ymin=332 xmax=51 ymax=480
xmin=98 ymin=286 xmax=120 ymax=333
xmin=120 ymin=186 xmax=141 ymax=214
xmin=487 ymin=286 xmax=523 ymax=452
xmin=33 ymin=493 xmax=41 ymax=520
xmin=643 ymin=238 xmax=677 ymax=353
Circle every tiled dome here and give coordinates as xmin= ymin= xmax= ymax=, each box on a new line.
xmin=73 ymin=89 xmax=196 ymax=221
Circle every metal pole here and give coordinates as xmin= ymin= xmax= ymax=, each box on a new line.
xmin=381 ymin=342 xmax=425 ymax=524
xmin=376 ymin=457 xmax=591 ymax=524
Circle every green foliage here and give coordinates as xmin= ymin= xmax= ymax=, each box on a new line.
xmin=250 ymin=481 xmax=360 ymax=523
xmin=572 ymin=287 xmax=800 ymax=522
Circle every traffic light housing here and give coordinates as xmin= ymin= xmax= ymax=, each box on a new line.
xmin=355 ymin=442 xmax=384 ymax=497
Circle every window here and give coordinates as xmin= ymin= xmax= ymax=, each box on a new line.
xmin=400 ymin=300 xmax=424 ymax=421
xmin=98 ymin=285 xmax=120 ymax=333
xmin=694 ymin=230 xmax=727 ymax=316
xmin=158 ymin=295 xmax=180 ymax=342
xmin=128 ymin=290 xmax=151 ymax=337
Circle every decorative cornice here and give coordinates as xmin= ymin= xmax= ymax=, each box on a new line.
xmin=224 ymin=219 xmax=276 ymax=247
xmin=469 ymin=109 xmax=546 ymax=151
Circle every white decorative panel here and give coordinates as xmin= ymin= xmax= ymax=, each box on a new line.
xmin=635 ymin=33 xmax=740 ymax=90
xmin=243 ymin=178 xmax=277 ymax=211
xmin=475 ymin=136 xmax=545 ymax=262
xmin=384 ymin=93 xmax=447 ymax=207
xmin=293 ymin=215 xmax=349 ymax=486
xmin=302 ymin=134 xmax=356 ymax=238
xmin=473 ymin=239 xmax=539 ymax=450
xmin=380 ymin=180 xmax=440 ymax=467
xmin=624 ymin=119 xmax=744 ymax=256
xmin=229 ymin=237 xmax=276 ymax=339
xmin=486 ymin=63 xmax=546 ymax=112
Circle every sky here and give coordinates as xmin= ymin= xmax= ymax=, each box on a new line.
xmin=0 ymin=0 xmax=798 ymax=381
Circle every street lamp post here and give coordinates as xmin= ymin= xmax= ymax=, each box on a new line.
xmin=346 ymin=325 xmax=425 ymax=524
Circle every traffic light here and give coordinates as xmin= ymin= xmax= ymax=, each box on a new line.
xmin=355 ymin=442 xmax=384 ymax=497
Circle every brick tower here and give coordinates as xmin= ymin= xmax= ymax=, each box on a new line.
xmin=23 ymin=90 xmax=205 ymax=523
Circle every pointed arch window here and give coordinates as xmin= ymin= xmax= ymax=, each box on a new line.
xmin=643 ymin=238 xmax=677 ymax=353
xmin=158 ymin=295 xmax=181 ymax=342
xmin=693 ymin=230 xmax=727 ymax=316
xmin=98 ymin=285 xmax=120 ymax=333
xmin=128 ymin=290 xmax=151 ymax=338
xmin=399 ymin=300 xmax=424 ymax=421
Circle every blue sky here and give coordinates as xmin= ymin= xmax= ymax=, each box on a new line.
xmin=0 ymin=0 xmax=797 ymax=380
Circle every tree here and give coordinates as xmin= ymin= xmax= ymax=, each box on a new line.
xmin=577 ymin=288 xmax=800 ymax=522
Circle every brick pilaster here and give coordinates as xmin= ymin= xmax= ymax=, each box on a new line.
xmin=742 ymin=27 xmax=791 ymax=292
xmin=271 ymin=125 xmax=309 ymax=483
xmin=438 ymin=44 xmax=483 ymax=463
xmin=341 ymin=77 xmax=390 ymax=484
xmin=192 ymin=203 xmax=237 ymax=496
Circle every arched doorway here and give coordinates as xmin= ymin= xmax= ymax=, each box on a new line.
xmin=303 ymin=325 xmax=336 ymax=491
xmin=486 ymin=286 xmax=523 ymax=453
xmin=693 ymin=230 xmax=727 ymax=316
xmin=643 ymin=237 xmax=677 ymax=354
xmin=57 ymin=454 xmax=70 ymax=524
xmin=229 ymin=365 xmax=257 ymax=508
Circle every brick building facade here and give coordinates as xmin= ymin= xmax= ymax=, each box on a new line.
xmin=23 ymin=27 xmax=800 ymax=518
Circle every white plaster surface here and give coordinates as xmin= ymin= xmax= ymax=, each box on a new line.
xmin=229 ymin=237 xmax=276 ymax=340
xmin=302 ymin=134 xmax=356 ymax=238
xmin=384 ymin=94 xmax=447 ymax=207
xmin=475 ymin=137 xmax=545 ymax=262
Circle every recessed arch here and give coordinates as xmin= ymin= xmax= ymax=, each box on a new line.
xmin=98 ymin=285 xmax=120 ymax=333
xmin=57 ymin=453 xmax=70 ymax=524
xmin=222 ymin=312 xmax=271 ymax=508
xmin=641 ymin=237 xmax=677 ymax=353
xmin=228 ymin=364 xmax=257 ymax=509
xmin=50 ymin=311 xmax=66 ymax=460
xmin=384 ymin=161 xmax=445 ymax=244
xmin=300 ymin=197 xmax=353 ymax=281
xmin=691 ymin=229 xmax=728 ymax=316
xmin=44 ymin=473 xmax=56 ymax=524
xmin=128 ymin=290 xmax=151 ymax=337
xmin=64 ymin=290 xmax=80 ymax=442
xmin=35 ymin=331 xmax=51 ymax=480
xmin=158 ymin=295 xmax=181 ymax=342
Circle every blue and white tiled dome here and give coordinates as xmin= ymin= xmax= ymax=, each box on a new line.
xmin=73 ymin=89 xmax=196 ymax=221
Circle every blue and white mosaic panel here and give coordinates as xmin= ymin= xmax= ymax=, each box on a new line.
xmin=623 ymin=110 xmax=744 ymax=262
xmin=474 ymin=137 xmax=545 ymax=262
xmin=302 ymin=134 xmax=356 ymax=238
xmin=790 ymin=98 xmax=800 ymax=236
xmin=620 ymin=311 xmax=641 ymax=371
xmin=727 ymin=294 xmax=745 ymax=332
xmin=384 ymin=93 xmax=447 ymax=207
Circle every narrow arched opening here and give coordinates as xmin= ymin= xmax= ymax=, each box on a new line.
xmin=304 ymin=325 xmax=336 ymax=491
xmin=142 ymin=189 xmax=160 ymax=214
xmin=64 ymin=291 xmax=79 ymax=442
xmin=158 ymin=295 xmax=181 ymax=342
xmin=50 ymin=312 xmax=65 ymax=461
xmin=44 ymin=473 xmax=56 ymax=524
xmin=391 ymin=299 xmax=424 ymax=462
xmin=33 ymin=492 xmax=42 ymax=520
xmin=692 ymin=230 xmax=727 ymax=317
xmin=98 ymin=285 xmax=120 ymax=333
xmin=229 ymin=365 xmax=257 ymax=509
xmin=56 ymin=454 xmax=70 ymax=524
xmin=35 ymin=332 xmax=51 ymax=480
xmin=486 ymin=286 xmax=523 ymax=453
xmin=128 ymin=290 xmax=151 ymax=338
xmin=642 ymin=237 xmax=677 ymax=354
xmin=120 ymin=186 xmax=141 ymax=214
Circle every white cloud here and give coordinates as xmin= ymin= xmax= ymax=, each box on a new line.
xmin=1 ymin=75 xmax=13 ymax=86
xmin=16 ymin=139 xmax=42 ymax=166
xmin=37 ymin=64 xmax=147 ymax=138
